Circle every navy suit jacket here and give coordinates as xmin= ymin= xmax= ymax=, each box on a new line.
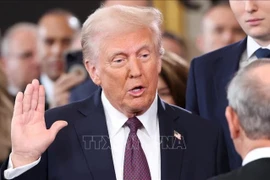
xmin=69 ymin=78 xmax=98 ymax=103
xmin=186 ymin=38 xmax=247 ymax=170
xmin=1 ymin=89 xmax=229 ymax=180
xmin=208 ymin=158 xmax=270 ymax=180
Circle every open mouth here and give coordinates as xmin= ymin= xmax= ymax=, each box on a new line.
xmin=131 ymin=86 xmax=143 ymax=92
xmin=129 ymin=86 xmax=145 ymax=96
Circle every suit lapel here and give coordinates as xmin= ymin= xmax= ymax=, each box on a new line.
xmin=73 ymin=89 xmax=116 ymax=180
xmin=214 ymin=38 xmax=247 ymax=118
xmin=158 ymin=99 xmax=185 ymax=180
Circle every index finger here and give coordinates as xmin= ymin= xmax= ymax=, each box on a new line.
xmin=13 ymin=92 xmax=23 ymax=117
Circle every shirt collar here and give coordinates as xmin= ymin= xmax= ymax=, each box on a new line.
xmin=7 ymin=84 xmax=20 ymax=96
xmin=247 ymin=36 xmax=270 ymax=59
xmin=242 ymin=147 xmax=270 ymax=166
xmin=102 ymin=91 xmax=158 ymax=138
xmin=40 ymin=73 xmax=54 ymax=104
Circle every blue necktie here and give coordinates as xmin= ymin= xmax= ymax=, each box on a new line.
xmin=255 ymin=48 xmax=270 ymax=58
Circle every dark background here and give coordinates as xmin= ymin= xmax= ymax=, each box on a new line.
xmin=0 ymin=1 xmax=101 ymax=34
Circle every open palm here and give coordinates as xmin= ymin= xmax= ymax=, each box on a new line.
xmin=11 ymin=79 xmax=67 ymax=167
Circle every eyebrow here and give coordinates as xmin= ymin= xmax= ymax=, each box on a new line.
xmin=110 ymin=44 xmax=151 ymax=58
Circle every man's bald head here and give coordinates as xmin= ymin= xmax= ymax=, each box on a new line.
xmin=38 ymin=9 xmax=81 ymax=81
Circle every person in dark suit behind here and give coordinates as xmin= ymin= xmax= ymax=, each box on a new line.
xmin=186 ymin=0 xmax=270 ymax=170
xmin=209 ymin=59 xmax=270 ymax=180
xmin=1 ymin=5 xmax=229 ymax=180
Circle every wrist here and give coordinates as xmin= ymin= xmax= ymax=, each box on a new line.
xmin=11 ymin=152 xmax=40 ymax=168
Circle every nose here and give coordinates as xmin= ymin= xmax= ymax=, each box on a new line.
xmin=51 ymin=42 xmax=65 ymax=59
xmin=245 ymin=0 xmax=258 ymax=13
xmin=128 ymin=57 xmax=142 ymax=78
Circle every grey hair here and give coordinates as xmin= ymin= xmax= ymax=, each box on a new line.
xmin=227 ymin=58 xmax=270 ymax=140
xmin=1 ymin=22 xmax=37 ymax=58
xmin=81 ymin=5 xmax=164 ymax=64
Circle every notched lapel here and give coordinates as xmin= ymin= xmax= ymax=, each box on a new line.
xmin=73 ymin=90 xmax=116 ymax=180
xmin=214 ymin=38 xmax=247 ymax=117
xmin=158 ymin=100 xmax=185 ymax=180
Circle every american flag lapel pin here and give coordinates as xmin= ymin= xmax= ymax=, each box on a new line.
xmin=174 ymin=130 xmax=181 ymax=140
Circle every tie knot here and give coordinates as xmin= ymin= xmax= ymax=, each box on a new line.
xmin=255 ymin=48 xmax=270 ymax=58
xmin=125 ymin=117 xmax=142 ymax=133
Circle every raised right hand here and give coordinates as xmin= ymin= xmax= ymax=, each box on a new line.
xmin=11 ymin=79 xmax=68 ymax=168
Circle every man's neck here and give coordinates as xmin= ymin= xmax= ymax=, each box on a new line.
xmin=253 ymin=37 xmax=270 ymax=47
xmin=241 ymin=139 xmax=270 ymax=160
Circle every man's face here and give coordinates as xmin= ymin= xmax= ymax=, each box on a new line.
xmin=87 ymin=28 xmax=161 ymax=117
xmin=38 ymin=15 xmax=76 ymax=81
xmin=4 ymin=30 xmax=40 ymax=91
xmin=198 ymin=6 xmax=245 ymax=53
xmin=230 ymin=0 xmax=270 ymax=45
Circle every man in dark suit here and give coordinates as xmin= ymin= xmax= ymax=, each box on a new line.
xmin=1 ymin=5 xmax=229 ymax=180
xmin=186 ymin=0 xmax=270 ymax=170
xmin=209 ymin=59 xmax=270 ymax=180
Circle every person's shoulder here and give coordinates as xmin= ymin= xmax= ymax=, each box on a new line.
xmin=191 ymin=40 xmax=245 ymax=68
xmin=208 ymin=169 xmax=240 ymax=180
xmin=45 ymin=96 xmax=94 ymax=126
xmin=164 ymin=102 xmax=220 ymax=132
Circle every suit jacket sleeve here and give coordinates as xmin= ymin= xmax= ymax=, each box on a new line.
xmin=186 ymin=58 xmax=199 ymax=114
xmin=0 ymin=152 xmax=48 ymax=180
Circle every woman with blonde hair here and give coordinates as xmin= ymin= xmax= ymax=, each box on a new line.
xmin=158 ymin=51 xmax=189 ymax=108
xmin=0 ymin=63 xmax=13 ymax=165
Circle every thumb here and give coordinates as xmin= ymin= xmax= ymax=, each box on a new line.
xmin=49 ymin=120 xmax=68 ymax=140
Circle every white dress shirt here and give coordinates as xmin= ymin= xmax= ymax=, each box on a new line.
xmin=40 ymin=73 xmax=54 ymax=104
xmin=102 ymin=91 xmax=161 ymax=180
xmin=239 ymin=36 xmax=270 ymax=69
xmin=242 ymin=147 xmax=270 ymax=166
xmin=4 ymin=91 xmax=161 ymax=180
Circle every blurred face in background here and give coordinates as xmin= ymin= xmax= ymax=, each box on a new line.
xmin=197 ymin=5 xmax=246 ymax=53
xmin=38 ymin=14 xmax=78 ymax=81
xmin=3 ymin=30 xmax=40 ymax=91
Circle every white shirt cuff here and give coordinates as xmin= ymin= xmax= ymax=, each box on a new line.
xmin=4 ymin=154 xmax=41 ymax=179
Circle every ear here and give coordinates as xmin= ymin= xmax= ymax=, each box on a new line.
xmin=225 ymin=106 xmax=241 ymax=139
xmin=157 ymin=57 xmax=162 ymax=74
xmin=196 ymin=35 xmax=204 ymax=53
xmin=84 ymin=59 xmax=101 ymax=86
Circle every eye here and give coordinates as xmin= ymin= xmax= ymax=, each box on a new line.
xmin=44 ymin=38 xmax=54 ymax=46
xmin=139 ymin=52 xmax=150 ymax=61
xmin=113 ymin=58 xmax=124 ymax=63
xmin=214 ymin=26 xmax=224 ymax=34
xmin=111 ymin=56 xmax=127 ymax=68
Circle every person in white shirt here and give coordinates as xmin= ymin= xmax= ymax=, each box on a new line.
xmin=1 ymin=5 xmax=229 ymax=180
xmin=209 ymin=58 xmax=270 ymax=180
